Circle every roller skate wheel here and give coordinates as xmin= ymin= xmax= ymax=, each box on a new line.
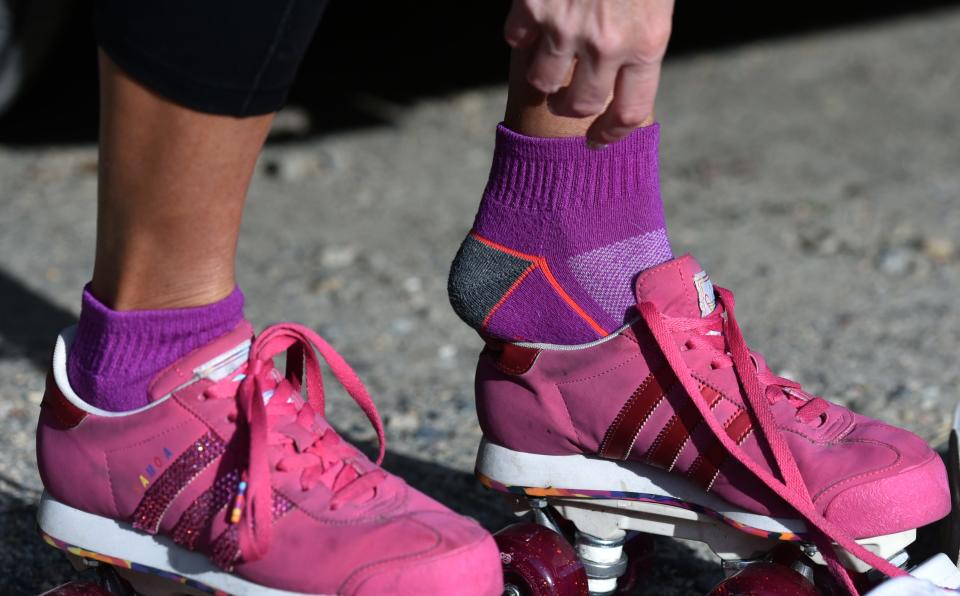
xmin=495 ymin=522 xmax=589 ymax=596
xmin=708 ymin=562 xmax=819 ymax=596
xmin=611 ymin=534 xmax=655 ymax=595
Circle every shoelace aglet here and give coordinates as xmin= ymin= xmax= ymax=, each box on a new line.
xmin=230 ymin=479 xmax=248 ymax=524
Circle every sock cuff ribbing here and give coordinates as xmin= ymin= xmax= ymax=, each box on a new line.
xmin=68 ymin=285 xmax=245 ymax=381
xmin=483 ymin=123 xmax=661 ymax=212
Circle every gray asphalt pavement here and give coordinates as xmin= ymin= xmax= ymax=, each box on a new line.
xmin=1 ymin=7 xmax=959 ymax=595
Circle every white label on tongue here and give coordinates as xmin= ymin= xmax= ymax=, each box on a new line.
xmin=693 ymin=271 xmax=716 ymax=317
xmin=194 ymin=340 xmax=251 ymax=382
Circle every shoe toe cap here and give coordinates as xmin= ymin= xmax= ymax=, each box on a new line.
xmin=343 ymin=511 xmax=503 ymax=596
xmin=821 ymin=436 xmax=950 ymax=538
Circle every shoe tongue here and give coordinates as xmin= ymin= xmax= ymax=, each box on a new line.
xmin=634 ymin=255 xmax=717 ymax=319
xmin=147 ymin=321 xmax=254 ymax=402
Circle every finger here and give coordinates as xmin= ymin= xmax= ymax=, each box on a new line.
xmin=525 ymin=31 xmax=576 ymax=94
xmin=504 ymin=1 xmax=539 ymax=49
xmin=587 ymin=61 xmax=661 ymax=146
xmin=547 ymin=54 xmax=619 ymax=118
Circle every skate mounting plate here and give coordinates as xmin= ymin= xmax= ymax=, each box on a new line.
xmin=477 ymin=438 xmax=916 ymax=572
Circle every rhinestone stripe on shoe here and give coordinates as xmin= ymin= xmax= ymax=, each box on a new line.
xmin=132 ymin=432 xmax=226 ymax=534
xmin=210 ymin=491 xmax=294 ymax=571
xmin=172 ymin=468 xmax=241 ymax=550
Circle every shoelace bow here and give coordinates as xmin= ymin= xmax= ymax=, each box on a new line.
xmin=203 ymin=323 xmax=386 ymax=563
xmin=639 ymin=286 xmax=907 ymax=595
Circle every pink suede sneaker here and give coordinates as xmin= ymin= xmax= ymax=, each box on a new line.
xmin=37 ymin=321 xmax=502 ymax=595
xmin=474 ymin=255 xmax=950 ymax=591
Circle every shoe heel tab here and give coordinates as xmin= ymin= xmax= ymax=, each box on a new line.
xmin=42 ymin=326 xmax=88 ymax=428
xmin=42 ymin=369 xmax=87 ymax=429
xmin=482 ymin=340 xmax=540 ymax=375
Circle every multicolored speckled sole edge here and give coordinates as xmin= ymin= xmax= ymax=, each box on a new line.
xmin=39 ymin=527 xmax=226 ymax=596
xmin=476 ymin=471 xmax=805 ymax=543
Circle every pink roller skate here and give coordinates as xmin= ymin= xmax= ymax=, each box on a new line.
xmin=476 ymin=255 xmax=952 ymax=595
xmin=36 ymin=321 xmax=502 ymax=595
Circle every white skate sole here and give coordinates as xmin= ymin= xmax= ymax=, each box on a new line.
xmin=37 ymin=491 xmax=323 ymax=596
xmin=476 ymin=438 xmax=914 ymax=571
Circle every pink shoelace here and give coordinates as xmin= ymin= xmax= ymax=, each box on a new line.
xmin=203 ymin=323 xmax=387 ymax=563
xmin=638 ymin=287 xmax=907 ymax=595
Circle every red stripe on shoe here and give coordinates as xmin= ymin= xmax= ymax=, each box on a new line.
xmin=689 ymin=439 xmax=727 ymax=490
xmin=645 ymin=388 xmax=704 ymax=471
xmin=131 ymin=432 xmax=226 ymax=534
xmin=725 ymin=409 xmax=754 ymax=446
xmin=700 ymin=385 xmax=723 ymax=409
xmin=687 ymin=388 xmax=755 ymax=491
xmin=685 ymin=386 xmax=726 ymax=487
xmin=599 ymin=367 xmax=676 ymax=460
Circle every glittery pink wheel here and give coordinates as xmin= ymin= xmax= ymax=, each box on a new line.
xmin=494 ymin=523 xmax=588 ymax=596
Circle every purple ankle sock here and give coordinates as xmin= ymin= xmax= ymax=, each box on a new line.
xmin=67 ymin=286 xmax=245 ymax=411
xmin=448 ymin=123 xmax=672 ymax=344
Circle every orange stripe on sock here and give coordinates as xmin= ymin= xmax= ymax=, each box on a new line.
xmin=536 ymin=262 xmax=607 ymax=335
xmin=470 ymin=232 xmax=607 ymax=336
xmin=470 ymin=231 xmax=539 ymax=261
xmin=482 ymin=264 xmax=536 ymax=329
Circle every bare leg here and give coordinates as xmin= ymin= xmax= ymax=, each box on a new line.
xmin=91 ymin=50 xmax=273 ymax=311
xmin=503 ymin=49 xmax=655 ymax=139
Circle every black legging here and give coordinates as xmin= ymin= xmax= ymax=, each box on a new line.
xmin=95 ymin=0 xmax=329 ymax=116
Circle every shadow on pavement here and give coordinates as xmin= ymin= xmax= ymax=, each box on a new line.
xmin=0 ymin=268 xmax=76 ymax=369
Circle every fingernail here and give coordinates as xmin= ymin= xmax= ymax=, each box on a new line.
xmin=587 ymin=140 xmax=608 ymax=150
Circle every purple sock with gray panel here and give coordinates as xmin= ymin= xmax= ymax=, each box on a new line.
xmin=67 ymin=285 xmax=245 ymax=412
xmin=448 ymin=123 xmax=672 ymax=344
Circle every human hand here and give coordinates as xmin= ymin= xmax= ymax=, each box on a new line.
xmin=505 ymin=0 xmax=674 ymax=146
